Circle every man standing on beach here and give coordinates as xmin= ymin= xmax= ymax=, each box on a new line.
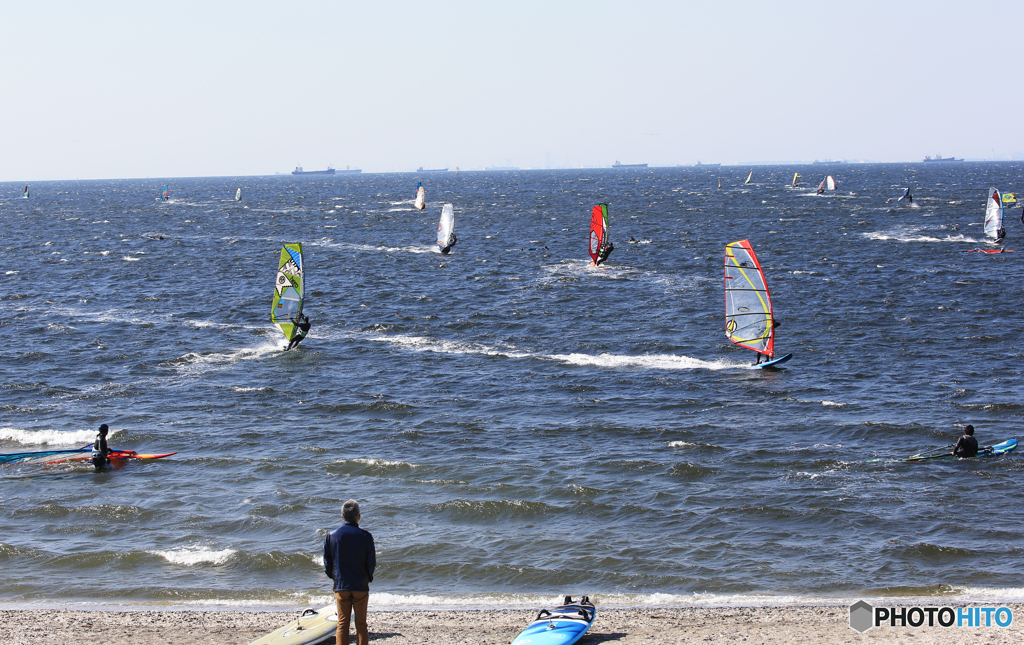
xmin=324 ymin=499 xmax=375 ymax=645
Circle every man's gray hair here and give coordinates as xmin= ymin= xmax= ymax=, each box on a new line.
xmin=342 ymin=499 xmax=361 ymax=523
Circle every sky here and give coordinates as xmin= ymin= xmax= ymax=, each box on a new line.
xmin=2 ymin=1 xmax=1023 ymax=181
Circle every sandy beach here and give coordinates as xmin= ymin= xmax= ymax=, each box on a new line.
xmin=4 ymin=604 xmax=1023 ymax=644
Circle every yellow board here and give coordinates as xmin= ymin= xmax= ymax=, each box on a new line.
xmin=248 ymin=604 xmax=338 ymax=645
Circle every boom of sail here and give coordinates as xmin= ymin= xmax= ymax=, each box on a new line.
xmin=270 ymin=244 xmax=304 ymax=340
xmin=589 ymin=204 xmax=611 ymax=264
xmin=724 ymin=239 xmax=776 ymax=358
xmin=984 ymin=187 xmax=1004 ymax=240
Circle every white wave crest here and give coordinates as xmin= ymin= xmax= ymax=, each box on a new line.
xmin=151 ymin=547 xmax=236 ymax=566
xmin=549 ymin=352 xmax=745 ymax=371
xmin=0 ymin=427 xmax=120 ymax=446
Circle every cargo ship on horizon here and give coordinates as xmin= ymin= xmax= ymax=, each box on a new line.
xmin=922 ymin=155 xmax=960 ymax=163
xmin=292 ymin=165 xmax=363 ymax=175
xmin=612 ymin=160 xmax=648 ymax=168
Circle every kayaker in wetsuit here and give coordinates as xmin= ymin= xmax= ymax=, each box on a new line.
xmin=92 ymin=424 xmax=110 ymax=471
xmin=286 ymin=313 xmax=311 ymax=350
xmin=952 ymin=425 xmax=979 ymax=458
xmin=596 ymin=242 xmax=614 ymax=265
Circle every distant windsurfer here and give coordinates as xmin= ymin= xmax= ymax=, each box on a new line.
xmin=898 ymin=188 xmax=913 ymax=204
xmin=286 ymin=313 xmax=311 ymax=350
xmin=952 ymin=425 xmax=979 ymax=458
xmin=595 ymin=242 xmax=614 ymax=265
xmin=92 ymin=424 xmax=110 ymax=471
xmin=628 ymin=236 xmax=637 ymax=243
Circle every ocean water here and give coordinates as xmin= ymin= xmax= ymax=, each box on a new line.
xmin=1 ymin=164 xmax=1023 ymax=610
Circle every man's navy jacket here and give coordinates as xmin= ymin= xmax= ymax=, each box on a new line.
xmin=324 ymin=522 xmax=376 ymax=592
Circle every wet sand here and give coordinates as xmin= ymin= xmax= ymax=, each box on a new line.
xmin=4 ymin=604 xmax=1023 ymax=644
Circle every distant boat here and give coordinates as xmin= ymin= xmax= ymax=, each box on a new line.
xmin=791 ymin=173 xmax=799 ymax=188
xmin=335 ymin=166 xmax=362 ymax=174
xmin=695 ymin=161 xmax=721 ymax=167
xmin=414 ymin=182 xmax=426 ymax=210
xmin=922 ymin=155 xmax=960 ymax=163
xmin=22 ymin=185 xmax=29 ymax=199
xmin=417 ymin=167 xmax=448 ymax=173
xmin=292 ymin=166 xmax=336 ymax=175
xmin=235 ymin=188 xmax=242 ymax=201
xmin=612 ymin=161 xmax=648 ymax=168
xmin=812 ymin=159 xmax=845 ymax=165
xmin=984 ymin=187 xmax=1006 ymax=241
xmin=744 ymin=170 xmax=753 ymax=185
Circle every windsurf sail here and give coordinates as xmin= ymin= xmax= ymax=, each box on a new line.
xmin=589 ymin=203 xmax=611 ymax=264
xmin=0 ymin=447 xmax=91 ymax=466
xmin=984 ymin=187 xmax=1004 ymax=240
xmin=816 ymin=177 xmax=826 ymax=194
xmin=1002 ymin=192 xmax=1017 ymax=205
xmin=744 ymin=170 xmax=753 ymax=185
xmin=717 ymin=178 xmax=721 ymax=189
xmin=23 ymin=185 xmax=29 ymax=198
xmin=898 ymin=187 xmax=912 ymax=202
xmin=725 ymin=240 xmax=776 ymax=358
xmin=270 ymin=243 xmax=304 ymax=341
xmin=414 ymin=182 xmax=425 ymax=210
xmin=826 ymin=175 xmax=837 ymax=191
xmin=791 ymin=173 xmax=798 ymax=188
xmin=161 ymin=186 xmax=169 ymax=201
xmin=235 ymin=188 xmax=242 ymax=201
xmin=436 ymin=203 xmax=455 ymax=251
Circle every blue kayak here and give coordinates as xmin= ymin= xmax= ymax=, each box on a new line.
xmin=511 ymin=596 xmax=595 ymax=645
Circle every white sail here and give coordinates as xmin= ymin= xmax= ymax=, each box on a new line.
xmin=745 ymin=170 xmax=753 ymax=184
xmin=414 ymin=184 xmax=425 ymax=210
xmin=826 ymin=176 xmax=836 ymax=191
xmin=235 ymin=188 xmax=242 ymax=201
xmin=437 ymin=203 xmax=455 ymax=250
xmin=984 ymin=187 xmax=1004 ymax=239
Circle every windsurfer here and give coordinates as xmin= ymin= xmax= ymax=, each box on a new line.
xmin=898 ymin=188 xmax=913 ymax=204
xmin=92 ymin=424 xmax=110 ymax=470
xmin=440 ymin=233 xmax=457 ymax=255
xmin=286 ymin=313 xmax=311 ymax=350
xmin=754 ymin=320 xmax=781 ymax=365
xmin=596 ymin=242 xmax=614 ymax=265
xmin=952 ymin=425 xmax=979 ymax=458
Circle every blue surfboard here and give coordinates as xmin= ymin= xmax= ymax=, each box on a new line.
xmin=756 ymin=352 xmax=793 ymax=369
xmin=511 ymin=597 xmax=595 ymax=645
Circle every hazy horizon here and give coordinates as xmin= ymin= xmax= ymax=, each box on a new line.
xmin=3 ymin=1 xmax=1023 ymax=182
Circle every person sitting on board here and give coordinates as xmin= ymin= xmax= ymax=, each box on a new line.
xmin=91 ymin=424 xmax=111 ymax=471
xmin=286 ymin=313 xmax=311 ymax=350
xmin=324 ymin=499 xmax=375 ymax=645
xmin=952 ymin=425 xmax=979 ymax=458
xmin=596 ymin=242 xmax=614 ymax=265
xmin=628 ymin=236 xmax=637 ymax=243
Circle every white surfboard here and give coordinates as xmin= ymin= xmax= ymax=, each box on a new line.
xmin=248 ymin=604 xmax=338 ymax=645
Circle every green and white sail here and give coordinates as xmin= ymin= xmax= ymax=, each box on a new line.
xmin=270 ymin=243 xmax=304 ymax=340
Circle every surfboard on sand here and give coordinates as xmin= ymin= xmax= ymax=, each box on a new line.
xmin=511 ymin=596 xmax=595 ymax=645
xmin=248 ymin=604 xmax=338 ymax=645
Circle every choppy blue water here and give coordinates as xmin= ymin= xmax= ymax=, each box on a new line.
xmin=1 ymin=164 xmax=1023 ymax=610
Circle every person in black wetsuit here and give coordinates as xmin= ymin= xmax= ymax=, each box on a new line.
xmin=92 ymin=424 xmax=110 ymax=471
xmin=754 ymin=320 xmax=782 ymax=365
xmin=286 ymin=313 xmax=311 ymax=350
xmin=440 ymin=233 xmax=457 ymax=255
xmin=595 ymin=242 xmax=614 ymax=265
xmin=952 ymin=425 xmax=979 ymax=458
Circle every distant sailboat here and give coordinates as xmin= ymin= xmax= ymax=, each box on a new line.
xmin=744 ymin=170 xmax=753 ymax=185
xmin=437 ymin=203 xmax=457 ymax=254
xmin=725 ymin=240 xmax=792 ymax=369
xmin=22 ymin=185 xmax=29 ymax=199
xmin=984 ymin=187 xmax=1006 ymax=241
xmin=791 ymin=173 xmax=798 ymax=188
xmin=414 ymin=182 xmax=426 ymax=210
xmin=235 ymin=188 xmax=242 ymax=201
